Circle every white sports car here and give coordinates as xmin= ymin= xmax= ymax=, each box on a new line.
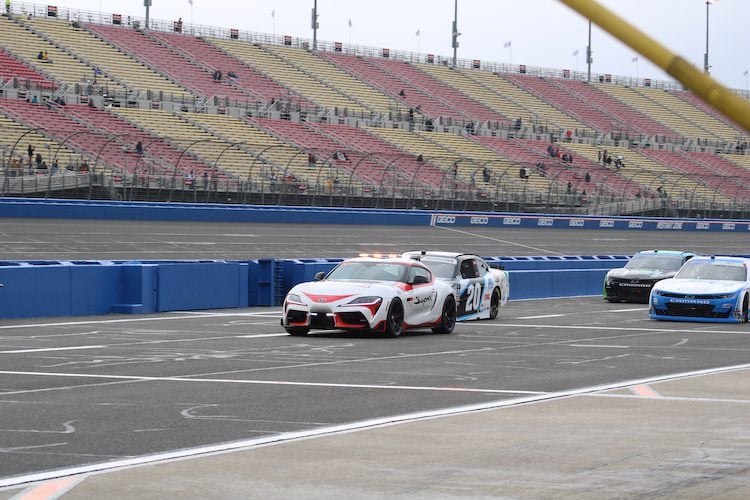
xmin=402 ymin=251 xmax=509 ymax=321
xmin=281 ymin=256 xmax=457 ymax=337
xmin=649 ymin=256 xmax=750 ymax=323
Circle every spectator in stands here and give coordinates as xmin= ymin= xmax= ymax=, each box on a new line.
xmin=597 ymin=150 xmax=603 ymax=163
xmin=227 ymin=71 xmax=238 ymax=80
xmin=482 ymin=166 xmax=491 ymax=183
xmin=565 ymin=130 xmax=573 ymax=142
xmin=585 ymin=171 xmax=591 ymax=183
xmin=135 ymin=141 xmax=143 ymax=155
xmin=604 ymin=154 xmax=613 ymax=167
xmin=425 ymin=117 xmax=434 ymax=132
xmin=37 ymin=50 xmax=44 ymax=60
xmin=465 ymin=121 xmax=475 ymax=135
xmin=27 ymin=144 xmax=34 ymax=166
xmin=602 ymin=149 xmax=608 ymax=165
xmin=535 ymin=162 xmax=547 ymax=176
xmin=175 ymin=17 xmax=183 ymax=33
xmin=51 ymin=158 xmax=59 ymax=173
xmin=416 ymin=154 xmax=423 ymax=162
xmin=35 ymin=153 xmax=43 ymax=168
xmin=212 ymin=70 xmax=222 ymax=81
xmin=635 ymin=190 xmax=641 ymax=198
xmin=308 ymin=152 xmax=316 ymax=169
xmin=41 ymin=51 xmax=49 ymax=62
xmin=566 ymin=181 xmax=572 ymax=194
xmin=514 ymin=117 xmax=522 ymax=131
xmin=80 ymin=159 xmax=89 ymax=172
xmin=408 ymin=108 xmax=414 ymax=122
xmin=614 ymin=155 xmax=624 ymax=170
xmin=399 ymin=89 xmax=406 ymax=97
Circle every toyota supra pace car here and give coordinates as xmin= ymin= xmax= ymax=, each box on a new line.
xmin=281 ymin=256 xmax=457 ymax=337
xmin=649 ymin=256 xmax=750 ymax=323
xmin=402 ymin=251 xmax=509 ymax=321
xmin=604 ymin=250 xmax=696 ymax=303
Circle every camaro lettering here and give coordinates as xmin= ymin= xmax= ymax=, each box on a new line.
xmin=722 ymin=223 xmax=736 ymax=230
xmin=569 ymin=219 xmax=585 ymax=227
xmin=503 ymin=217 xmax=521 ymax=225
xmin=669 ymin=298 xmax=711 ymax=305
xmin=470 ymin=216 xmax=489 ymax=225
xmin=435 ymin=215 xmax=456 ymax=224
xmin=628 ymin=221 xmax=643 ymax=229
xmin=617 ymin=283 xmax=652 ymax=287
xmin=696 ymin=222 xmax=710 ymax=230
xmin=599 ymin=220 xmax=615 ymax=228
xmin=538 ymin=218 xmax=554 ymax=227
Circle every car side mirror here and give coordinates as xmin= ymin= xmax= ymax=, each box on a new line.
xmin=412 ymin=275 xmax=429 ymax=284
xmin=314 ymin=271 xmax=326 ymax=281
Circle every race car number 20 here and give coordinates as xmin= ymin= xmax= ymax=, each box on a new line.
xmin=465 ymin=282 xmax=483 ymax=312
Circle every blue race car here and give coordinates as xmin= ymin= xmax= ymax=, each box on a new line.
xmin=649 ymin=256 xmax=750 ymax=323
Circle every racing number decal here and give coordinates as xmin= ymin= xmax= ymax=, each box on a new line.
xmin=465 ymin=282 xmax=483 ymax=313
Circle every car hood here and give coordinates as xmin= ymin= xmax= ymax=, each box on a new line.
xmin=654 ymin=279 xmax=745 ymax=295
xmin=608 ymin=268 xmax=676 ymax=280
xmin=291 ymin=280 xmax=401 ymax=301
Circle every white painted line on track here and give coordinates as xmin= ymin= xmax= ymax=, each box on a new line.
xmin=569 ymin=344 xmax=630 ymax=349
xmin=0 ymin=345 xmax=106 ymax=354
xmin=488 ymin=323 xmax=750 ymax=335
xmin=0 ymin=370 xmax=543 ymax=395
xmin=435 ymin=226 xmax=566 ymax=255
xmin=515 ymin=314 xmax=565 ymax=319
xmin=601 ymin=307 xmax=648 ymax=313
xmin=3 ymin=362 xmax=749 ymax=490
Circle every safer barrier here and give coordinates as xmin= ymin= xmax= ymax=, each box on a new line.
xmin=0 ymin=257 xmax=625 ymax=319
xmin=2 ymin=198 xmax=750 ymax=232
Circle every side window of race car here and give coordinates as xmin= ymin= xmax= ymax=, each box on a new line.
xmin=409 ymin=265 xmax=431 ymax=284
xmin=460 ymin=259 xmax=478 ymax=279
xmin=476 ymin=259 xmax=489 ymax=277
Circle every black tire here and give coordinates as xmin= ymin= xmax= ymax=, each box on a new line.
xmin=285 ymin=327 xmax=309 ymax=336
xmin=432 ymin=296 xmax=457 ymax=334
xmin=489 ymin=288 xmax=501 ymax=320
xmin=384 ymin=299 xmax=404 ymax=338
xmin=742 ymin=295 xmax=749 ymax=323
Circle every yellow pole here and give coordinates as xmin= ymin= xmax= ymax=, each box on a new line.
xmin=559 ymin=0 xmax=750 ymax=133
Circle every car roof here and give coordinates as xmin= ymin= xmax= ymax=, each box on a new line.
xmin=686 ymin=255 xmax=750 ymax=265
xmin=402 ymin=250 xmax=477 ymax=260
xmin=634 ymin=250 xmax=696 ymax=257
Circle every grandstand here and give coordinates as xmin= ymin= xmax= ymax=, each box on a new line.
xmin=0 ymin=2 xmax=748 ymax=216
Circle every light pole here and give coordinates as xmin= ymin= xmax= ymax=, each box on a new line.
xmin=451 ymin=0 xmax=460 ymax=67
xmin=311 ymin=0 xmax=319 ymax=51
xmin=586 ymin=19 xmax=592 ymax=82
xmin=704 ymin=0 xmax=713 ymax=74
xmin=144 ymin=0 xmax=151 ymax=31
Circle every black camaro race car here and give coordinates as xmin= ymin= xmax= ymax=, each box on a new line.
xmin=603 ymin=250 xmax=695 ymax=303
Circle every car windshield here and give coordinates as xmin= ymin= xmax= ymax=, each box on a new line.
xmin=675 ymin=261 xmax=747 ymax=281
xmin=326 ymin=261 xmax=409 ymax=282
xmin=626 ymin=254 xmax=684 ymax=271
xmin=419 ymin=258 xmax=457 ymax=279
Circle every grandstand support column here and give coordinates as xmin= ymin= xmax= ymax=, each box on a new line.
xmin=91 ymin=133 xmax=135 ymax=200
xmin=208 ymin=142 xmax=244 ymax=204
xmin=247 ymin=144 xmax=290 ymax=205
xmin=50 ymin=130 xmax=101 ymax=199
xmin=4 ymin=127 xmax=43 ymax=198
xmin=170 ymin=138 xmax=214 ymax=203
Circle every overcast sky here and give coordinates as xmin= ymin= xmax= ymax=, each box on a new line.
xmin=37 ymin=0 xmax=750 ymax=91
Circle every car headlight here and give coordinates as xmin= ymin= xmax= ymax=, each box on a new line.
xmin=346 ymin=296 xmax=382 ymax=305
xmin=285 ymin=293 xmax=303 ymax=304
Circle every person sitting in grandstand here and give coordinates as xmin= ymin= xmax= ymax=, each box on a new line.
xmin=135 ymin=141 xmax=143 ymax=155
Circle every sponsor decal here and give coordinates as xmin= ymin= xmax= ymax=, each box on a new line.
xmin=470 ymin=216 xmax=489 ymax=225
xmin=669 ymin=298 xmax=711 ymax=305
xmin=569 ymin=219 xmax=585 ymax=227
xmin=599 ymin=220 xmax=615 ymax=228
xmin=696 ymin=222 xmax=710 ymax=230
xmin=503 ymin=217 xmax=521 ymax=225
xmin=435 ymin=215 xmax=456 ymax=224
xmin=617 ymin=282 xmax=652 ymax=287
xmin=413 ymin=294 xmax=434 ymax=305
xmin=538 ymin=218 xmax=554 ymax=227
xmin=628 ymin=221 xmax=643 ymax=229
xmin=656 ymin=221 xmax=683 ymax=230
xmin=722 ymin=223 xmax=736 ymax=230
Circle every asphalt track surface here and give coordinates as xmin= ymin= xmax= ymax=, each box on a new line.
xmin=1 ymin=218 xmax=749 ymax=497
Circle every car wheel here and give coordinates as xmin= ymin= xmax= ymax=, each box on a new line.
xmin=742 ymin=295 xmax=749 ymax=323
xmin=384 ymin=299 xmax=404 ymax=337
xmin=285 ymin=327 xmax=309 ymax=336
xmin=489 ymin=288 xmax=501 ymax=319
xmin=432 ymin=296 xmax=457 ymax=334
